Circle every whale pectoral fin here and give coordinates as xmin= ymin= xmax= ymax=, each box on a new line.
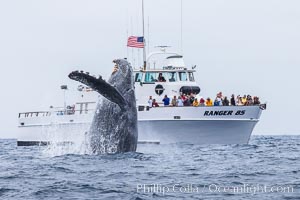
xmin=68 ymin=71 xmax=126 ymax=110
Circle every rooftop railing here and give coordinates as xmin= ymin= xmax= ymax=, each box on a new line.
xmin=18 ymin=109 xmax=95 ymax=118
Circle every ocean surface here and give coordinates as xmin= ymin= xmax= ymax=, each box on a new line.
xmin=0 ymin=135 xmax=299 ymax=200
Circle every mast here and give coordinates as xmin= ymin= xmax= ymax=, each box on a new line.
xmin=180 ymin=0 xmax=183 ymax=55
xmin=142 ymin=0 xmax=146 ymax=70
xmin=147 ymin=16 xmax=150 ymax=57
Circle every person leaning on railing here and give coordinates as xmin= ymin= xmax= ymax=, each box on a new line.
xmin=148 ymin=96 xmax=153 ymax=108
xmin=222 ymin=96 xmax=230 ymax=106
xmin=184 ymin=95 xmax=191 ymax=106
xmin=162 ymin=95 xmax=170 ymax=106
xmin=177 ymin=96 xmax=184 ymax=106
xmin=152 ymin=99 xmax=159 ymax=107
xmin=206 ymin=98 xmax=213 ymax=106
xmin=171 ymin=96 xmax=177 ymax=106
xmin=230 ymin=94 xmax=236 ymax=106
xmin=253 ymin=96 xmax=260 ymax=105
xmin=193 ymin=98 xmax=199 ymax=107
xmin=147 ymin=93 xmax=261 ymax=108
xmin=199 ymin=98 xmax=205 ymax=106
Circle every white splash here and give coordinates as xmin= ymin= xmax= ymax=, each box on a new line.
xmin=41 ymin=122 xmax=92 ymax=157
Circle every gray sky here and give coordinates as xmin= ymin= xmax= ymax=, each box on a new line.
xmin=0 ymin=0 xmax=300 ymax=138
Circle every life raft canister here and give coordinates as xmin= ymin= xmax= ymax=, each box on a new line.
xmin=179 ymin=86 xmax=201 ymax=95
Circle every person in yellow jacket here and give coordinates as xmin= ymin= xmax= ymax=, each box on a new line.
xmin=206 ymin=97 xmax=213 ymax=106
xmin=241 ymin=95 xmax=247 ymax=105
xmin=193 ymin=98 xmax=199 ymax=107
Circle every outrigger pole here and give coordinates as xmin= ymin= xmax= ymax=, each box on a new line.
xmin=142 ymin=0 xmax=147 ymax=70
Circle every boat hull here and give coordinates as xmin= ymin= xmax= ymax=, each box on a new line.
xmin=138 ymin=119 xmax=257 ymax=144
xmin=17 ymin=106 xmax=263 ymax=145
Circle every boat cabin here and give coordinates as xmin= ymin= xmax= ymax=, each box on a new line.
xmin=133 ymin=54 xmax=200 ymax=106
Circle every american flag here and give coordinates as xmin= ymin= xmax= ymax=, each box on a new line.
xmin=127 ymin=36 xmax=144 ymax=48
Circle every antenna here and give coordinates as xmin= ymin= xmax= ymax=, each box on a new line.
xmin=154 ymin=45 xmax=171 ymax=53
xmin=130 ymin=17 xmax=135 ymax=68
xmin=155 ymin=45 xmax=171 ymax=48
xmin=180 ymin=0 xmax=183 ymax=55
xmin=142 ymin=0 xmax=146 ymax=70
xmin=147 ymin=16 xmax=150 ymax=55
xmin=155 ymin=45 xmax=171 ymax=52
xmin=136 ymin=11 xmax=140 ymax=67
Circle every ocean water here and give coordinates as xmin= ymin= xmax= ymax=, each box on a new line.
xmin=0 ymin=136 xmax=299 ymax=200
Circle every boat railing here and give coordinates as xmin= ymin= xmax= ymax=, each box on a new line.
xmin=18 ymin=109 xmax=95 ymax=118
xmin=137 ymin=104 xmax=267 ymax=111
xmin=18 ymin=111 xmax=51 ymax=118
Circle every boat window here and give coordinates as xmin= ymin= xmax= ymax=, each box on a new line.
xmin=188 ymin=72 xmax=195 ymax=82
xmin=168 ymin=72 xmax=177 ymax=82
xmin=144 ymin=72 xmax=167 ymax=82
xmin=157 ymin=72 xmax=167 ymax=82
xmin=135 ymin=73 xmax=142 ymax=82
xmin=179 ymin=72 xmax=187 ymax=81
xmin=144 ymin=72 xmax=157 ymax=82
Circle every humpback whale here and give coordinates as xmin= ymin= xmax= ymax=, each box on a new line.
xmin=68 ymin=59 xmax=138 ymax=154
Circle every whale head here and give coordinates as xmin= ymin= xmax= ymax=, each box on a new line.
xmin=109 ymin=59 xmax=134 ymax=95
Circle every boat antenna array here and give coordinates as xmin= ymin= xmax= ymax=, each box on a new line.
xmin=154 ymin=46 xmax=171 ymax=53
xmin=154 ymin=45 xmax=171 ymax=48
xmin=142 ymin=0 xmax=146 ymax=70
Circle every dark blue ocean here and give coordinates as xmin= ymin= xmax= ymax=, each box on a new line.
xmin=0 ymin=135 xmax=299 ymax=200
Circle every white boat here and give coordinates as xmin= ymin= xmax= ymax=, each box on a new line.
xmin=17 ymin=48 xmax=266 ymax=146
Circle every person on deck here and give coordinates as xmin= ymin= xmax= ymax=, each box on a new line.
xmin=162 ymin=95 xmax=170 ymax=106
xmin=206 ymin=97 xmax=213 ymax=106
xmin=152 ymin=99 xmax=159 ymax=107
xmin=246 ymin=95 xmax=253 ymax=106
xmin=193 ymin=98 xmax=199 ymax=107
xmin=230 ymin=94 xmax=236 ymax=106
xmin=241 ymin=95 xmax=247 ymax=105
xmin=222 ymin=96 xmax=230 ymax=106
xmin=177 ymin=96 xmax=184 ymax=107
xmin=184 ymin=95 xmax=191 ymax=106
xmin=148 ymin=96 xmax=153 ymax=108
xmin=214 ymin=98 xmax=219 ymax=106
xmin=199 ymin=98 xmax=205 ymax=106
xmin=238 ymin=97 xmax=244 ymax=106
xmin=181 ymin=93 xmax=187 ymax=105
xmin=171 ymin=96 xmax=177 ymax=106
xmin=253 ymin=96 xmax=261 ymax=105
xmin=189 ymin=93 xmax=195 ymax=105
xmin=216 ymin=92 xmax=223 ymax=106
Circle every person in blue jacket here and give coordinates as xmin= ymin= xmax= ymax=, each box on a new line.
xmin=162 ymin=95 xmax=170 ymax=106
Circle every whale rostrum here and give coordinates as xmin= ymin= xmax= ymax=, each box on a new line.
xmin=68 ymin=59 xmax=138 ymax=153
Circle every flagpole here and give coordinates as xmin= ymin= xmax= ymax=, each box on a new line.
xmin=142 ymin=0 xmax=146 ymax=70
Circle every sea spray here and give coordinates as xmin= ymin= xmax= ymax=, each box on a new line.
xmin=42 ymin=123 xmax=91 ymax=156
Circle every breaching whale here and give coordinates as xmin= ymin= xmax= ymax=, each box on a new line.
xmin=68 ymin=59 xmax=138 ymax=154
